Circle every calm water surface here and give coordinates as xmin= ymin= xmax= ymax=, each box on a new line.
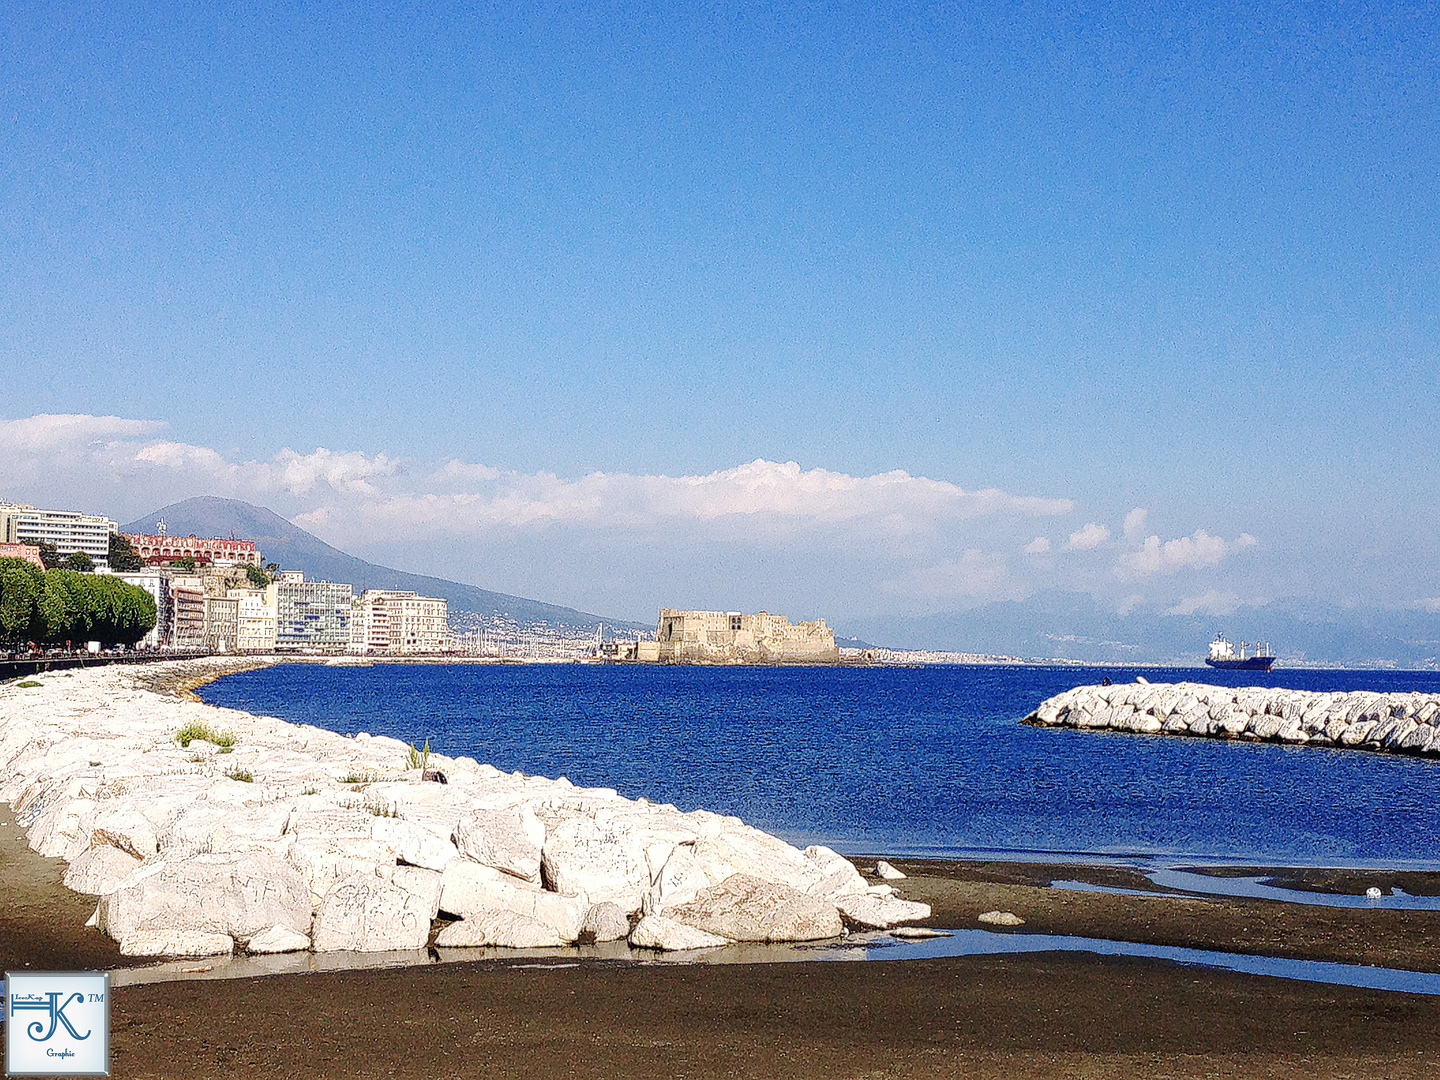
xmin=200 ymin=663 xmax=1440 ymax=867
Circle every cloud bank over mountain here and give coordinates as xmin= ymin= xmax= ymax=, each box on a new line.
xmin=3 ymin=413 xmax=1278 ymax=634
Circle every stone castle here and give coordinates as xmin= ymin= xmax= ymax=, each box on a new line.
xmin=648 ymin=608 xmax=838 ymax=663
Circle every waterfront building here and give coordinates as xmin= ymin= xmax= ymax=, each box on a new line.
xmin=123 ymin=531 xmax=260 ymax=568
xmin=276 ymin=578 xmax=353 ymax=652
xmin=0 ymin=543 xmax=45 ymax=571
xmin=230 ymin=584 xmax=279 ymax=652
xmin=349 ymin=590 xmax=449 ymax=654
xmin=654 ymin=609 xmax=837 ymax=663
xmin=172 ymin=586 xmax=206 ymax=648
xmin=0 ymin=502 xmax=116 ymax=569
xmin=203 ymin=596 xmax=240 ymax=653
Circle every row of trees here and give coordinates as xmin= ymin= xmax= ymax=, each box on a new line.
xmin=0 ymin=558 xmax=157 ymax=647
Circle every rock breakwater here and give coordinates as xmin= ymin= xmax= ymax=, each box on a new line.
xmin=1 ymin=659 xmax=926 ymax=961
xmin=1024 ymin=680 xmax=1440 ymax=757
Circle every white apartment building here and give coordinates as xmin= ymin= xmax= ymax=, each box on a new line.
xmin=0 ymin=501 xmax=116 ymax=569
xmin=350 ymin=590 xmax=449 ymax=654
xmin=229 ymin=584 xmax=278 ymax=652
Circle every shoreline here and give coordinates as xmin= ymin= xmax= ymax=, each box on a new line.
xmin=8 ymin=659 xmax=1440 ymax=1076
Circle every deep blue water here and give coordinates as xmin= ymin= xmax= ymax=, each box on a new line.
xmin=200 ymin=663 xmax=1440 ymax=867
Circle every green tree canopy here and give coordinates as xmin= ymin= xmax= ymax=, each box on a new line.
xmin=108 ymin=532 xmax=144 ymax=572
xmin=36 ymin=541 xmax=60 ymax=570
xmin=0 ymin=557 xmax=47 ymax=644
xmin=60 ymin=551 xmax=95 ymax=572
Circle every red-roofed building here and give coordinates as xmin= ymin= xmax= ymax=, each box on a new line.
xmin=123 ymin=533 xmax=261 ymax=568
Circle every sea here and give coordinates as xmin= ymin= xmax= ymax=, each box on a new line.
xmin=199 ymin=662 xmax=1440 ymax=869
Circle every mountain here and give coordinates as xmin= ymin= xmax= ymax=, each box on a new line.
xmin=123 ymin=497 xmax=650 ymax=635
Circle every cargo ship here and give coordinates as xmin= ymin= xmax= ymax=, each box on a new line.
xmin=1205 ymin=634 xmax=1275 ymax=671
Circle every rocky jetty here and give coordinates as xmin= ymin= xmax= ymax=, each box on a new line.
xmin=0 ymin=659 xmax=927 ymax=959
xmin=1024 ymin=680 xmax=1440 ymax=757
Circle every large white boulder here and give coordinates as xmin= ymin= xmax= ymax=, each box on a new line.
xmin=581 ymin=902 xmax=630 ymax=942
xmin=63 ymin=845 xmax=143 ymax=896
xmin=120 ymin=930 xmax=235 ymax=958
xmin=312 ymin=871 xmax=435 ymax=952
xmin=246 ymin=924 xmax=312 ymax=954
xmin=452 ymin=805 xmax=545 ymax=882
xmin=541 ymin=816 xmax=651 ymax=911
xmin=372 ymin=816 xmax=458 ymax=871
xmin=98 ymin=852 xmax=312 ymax=944
xmin=438 ymin=860 xmax=588 ymax=942
xmin=664 ymin=873 xmax=844 ymax=942
xmin=628 ymin=915 xmax=730 ymax=952
xmin=802 ymin=845 xmax=868 ymax=900
xmin=835 ymin=893 xmax=932 ymax=929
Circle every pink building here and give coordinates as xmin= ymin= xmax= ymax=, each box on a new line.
xmin=0 ymin=543 xmax=45 ymax=571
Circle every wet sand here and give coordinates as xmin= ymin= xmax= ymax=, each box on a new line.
xmin=7 ymin=807 xmax=1440 ymax=1078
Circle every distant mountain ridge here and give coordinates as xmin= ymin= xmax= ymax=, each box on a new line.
xmin=123 ymin=497 xmax=649 ymax=634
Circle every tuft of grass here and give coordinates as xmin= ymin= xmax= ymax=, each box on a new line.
xmin=176 ymin=721 xmax=236 ymax=749
xmin=224 ymin=767 xmax=254 ymax=783
xmin=342 ymin=770 xmax=380 ymax=785
xmin=406 ymin=738 xmax=432 ymax=771
xmin=301 ymin=786 xmax=319 ymax=796
xmin=188 ymin=754 xmax=207 ymax=763
xmin=16 ymin=680 xmax=42 ymax=688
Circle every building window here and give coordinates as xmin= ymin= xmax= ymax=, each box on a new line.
xmin=729 ymin=615 xmax=742 ymax=631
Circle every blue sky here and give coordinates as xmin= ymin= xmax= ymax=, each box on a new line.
xmin=3 ymin=2 xmax=1439 ymax=638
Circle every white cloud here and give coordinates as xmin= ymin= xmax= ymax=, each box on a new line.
xmin=1118 ymin=530 xmax=1257 ymax=579
xmin=1419 ymin=598 xmax=1440 ymax=614
xmin=1023 ymin=536 xmax=1052 ymax=554
xmin=1167 ymin=589 xmax=1243 ymax=616
xmin=1123 ymin=507 xmax=1148 ymax=540
xmin=291 ymin=457 xmax=1073 ymax=539
xmin=1064 ymin=522 xmax=1110 ymax=550
xmin=1 ymin=413 xmax=166 ymax=450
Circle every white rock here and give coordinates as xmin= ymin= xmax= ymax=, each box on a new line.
xmin=438 ymin=859 xmax=587 ymax=942
xmin=541 ymin=816 xmax=651 ymax=911
xmin=581 ymin=901 xmax=630 ymax=942
xmin=802 ymin=845 xmax=868 ymax=899
xmin=64 ymin=845 xmax=143 ymax=896
xmin=246 ymin=924 xmax=312 ymax=954
xmin=99 ymin=852 xmax=311 ymax=943
xmin=452 ymin=805 xmax=544 ymax=882
xmin=978 ymin=910 xmax=1025 ymax=926
xmin=874 ymin=860 xmax=906 ymax=880
xmin=664 ymin=873 xmax=844 ymax=942
xmin=312 ymin=871 xmax=435 ymax=952
xmin=628 ymin=914 xmax=730 ymax=951
xmin=835 ymin=894 xmax=932 ymax=930
xmin=372 ymin=816 xmax=458 ymax=871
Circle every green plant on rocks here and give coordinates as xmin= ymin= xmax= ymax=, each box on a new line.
xmin=406 ymin=738 xmax=431 ymax=771
xmin=176 ymin=721 xmax=236 ymax=749
xmin=224 ymin=767 xmax=254 ymax=783
xmin=15 ymin=680 xmax=42 ymax=688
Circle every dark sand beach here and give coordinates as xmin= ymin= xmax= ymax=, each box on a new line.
xmin=7 ymin=801 xmax=1440 ymax=1079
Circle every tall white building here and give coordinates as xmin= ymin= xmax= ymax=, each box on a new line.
xmin=0 ymin=502 xmax=116 ymax=568
xmin=350 ymin=590 xmax=449 ymax=654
